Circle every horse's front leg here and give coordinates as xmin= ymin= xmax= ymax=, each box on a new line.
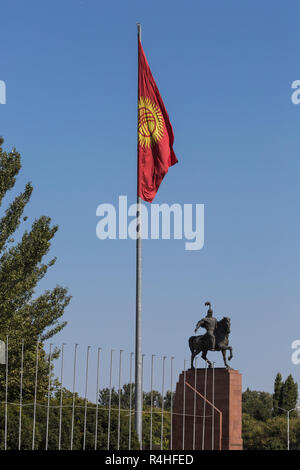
xmin=228 ymin=346 xmax=233 ymax=361
xmin=190 ymin=352 xmax=196 ymax=370
xmin=201 ymin=350 xmax=212 ymax=368
xmin=221 ymin=349 xmax=231 ymax=369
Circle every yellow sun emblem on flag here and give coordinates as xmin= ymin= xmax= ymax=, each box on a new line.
xmin=138 ymin=97 xmax=164 ymax=148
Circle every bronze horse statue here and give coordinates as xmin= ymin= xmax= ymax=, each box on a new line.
xmin=189 ymin=317 xmax=233 ymax=369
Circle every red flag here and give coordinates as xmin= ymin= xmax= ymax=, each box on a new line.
xmin=138 ymin=39 xmax=178 ymax=203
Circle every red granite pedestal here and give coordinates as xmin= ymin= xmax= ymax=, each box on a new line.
xmin=171 ymin=368 xmax=242 ymax=450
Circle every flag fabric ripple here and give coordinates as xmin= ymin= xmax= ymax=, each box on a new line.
xmin=138 ymin=39 xmax=178 ymax=203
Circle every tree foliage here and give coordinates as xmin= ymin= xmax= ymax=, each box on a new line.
xmin=99 ymin=384 xmax=173 ymax=412
xmin=0 ymin=138 xmax=71 ymax=401
xmin=0 ymin=389 xmax=140 ymax=450
xmin=242 ymin=413 xmax=300 ymax=450
xmin=97 ymin=383 xmax=172 ymax=449
xmin=273 ymin=372 xmax=283 ymax=416
xmin=242 ymin=388 xmax=273 ymax=421
xmin=272 ymin=372 xmax=298 ymax=417
xmin=242 ymin=372 xmax=299 ymax=449
xmin=281 ymin=375 xmax=298 ymax=416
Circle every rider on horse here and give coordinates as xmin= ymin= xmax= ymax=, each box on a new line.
xmin=190 ymin=301 xmax=233 ymax=369
xmin=194 ymin=301 xmax=217 ymax=350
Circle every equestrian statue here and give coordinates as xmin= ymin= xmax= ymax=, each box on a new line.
xmin=189 ymin=301 xmax=233 ymax=369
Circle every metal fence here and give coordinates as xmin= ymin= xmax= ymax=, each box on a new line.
xmin=0 ymin=337 xmax=217 ymax=450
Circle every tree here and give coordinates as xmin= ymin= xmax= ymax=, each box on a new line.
xmin=242 ymin=374 xmax=299 ymax=449
xmin=273 ymin=372 xmax=283 ymax=416
xmin=98 ymin=384 xmax=135 ymax=409
xmin=0 ymin=138 xmax=71 ymax=401
xmin=98 ymin=385 xmax=173 ymax=412
xmin=144 ymin=390 xmax=162 ymax=408
xmin=242 ymin=413 xmax=300 ymax=450
xmin=281 ymin=374 xmax=298 ymax=417
xmin=97 ymin=384 xmax=173 ymax=449
xmin=242 ymin=388 xmax=273 ymax=421
xmin=242 ymin=413 xmax=267 ymax=449
xmin=272 ymin=373 xmax=298 ymax=417
xmin=164 ymin=390 xmax=173 ymax=411
xmin=0 ymin=387 xmax=140 ymax=450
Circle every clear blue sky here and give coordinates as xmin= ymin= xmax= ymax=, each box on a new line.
xmin=1 ymin=0 xmax=300 ymax=396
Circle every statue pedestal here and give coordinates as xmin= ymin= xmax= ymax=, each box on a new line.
xmin=171 ymin=368 xmax=242 ymax=450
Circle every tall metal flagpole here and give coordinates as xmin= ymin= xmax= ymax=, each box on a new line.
xmin=135 ymin=22 xmax=143 ymax=445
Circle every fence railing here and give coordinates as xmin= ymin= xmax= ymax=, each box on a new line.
xmin=0 ymin=338 xmax=218 ymax=450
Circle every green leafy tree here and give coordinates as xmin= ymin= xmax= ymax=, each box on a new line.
xmin=98 ymin=387 xmax=119 ymax=407
xmin=242 ymin=413 xmax=300 ymax=450
xmin=144 ymin=390 xmax=162 ymax=408
xmin=281 ymin=374 xmax=298 ymax=417
xmin=97 ymin=384 xmax=172 ymax=449
xmin=242 ymin=413 xmax=267 ymax=449
xmin=242 ymin=373 xmax=299 ymax=449
xmin=164 ymin=390 xmax=173 ymax=411
xmin=0 ymin=387 xmax=140 ymax=450
xmin=273 ymin=373 xmax=298 ymax=417
xmin=0 ymin=138 xmax=71 ymax=401
xmin=273 ymin=372 xmax=283 ymax=416
xmin=121 ymin=383 xmax=135 ymax=408
xmin=141 ymin=406 xmax=171 ymax=450
xmin=98 ymin=384 xmax=135 ymax=409
xmin=242 ymin=388 xmax=273 ymax=421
